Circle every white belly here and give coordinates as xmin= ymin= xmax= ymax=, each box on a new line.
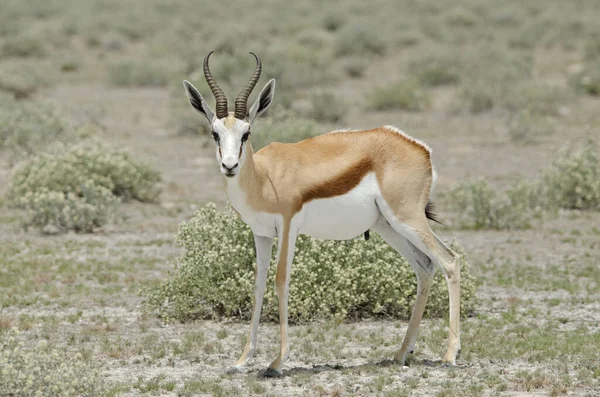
xmin=297 ymin=173 xmax=380 ymax=240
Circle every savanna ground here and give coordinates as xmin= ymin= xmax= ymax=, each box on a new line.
xmin=1 ymin=0 xmax=600 ymax=395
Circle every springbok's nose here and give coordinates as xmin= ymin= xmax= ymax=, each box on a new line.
xmin=222 ymin=162 xmax=238 ymax=172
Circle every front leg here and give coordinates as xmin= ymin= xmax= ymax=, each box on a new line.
xmin=265 ymin=220 xmax=297 ymax=376
xmin=228 ymin=234 xmax=273 ymax=373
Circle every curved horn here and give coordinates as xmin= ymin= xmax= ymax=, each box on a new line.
xmin=234 ymin=52 xmax=262 ymax=120
xmin=203 ymin=51 xmax=228 ymax=119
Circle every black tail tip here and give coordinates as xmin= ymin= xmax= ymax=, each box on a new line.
xmin=425 ymin=201 xmax=443 ymax=225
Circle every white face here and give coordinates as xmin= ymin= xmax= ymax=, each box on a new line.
xmin=210 ymin=116 xmax=251 ymax=178
xmin=183 ymin=77 xmax=276 ymax=179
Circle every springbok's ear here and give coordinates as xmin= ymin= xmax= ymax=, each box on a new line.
xmin=183 ymin=80 xmax=215 ymax=122
xmin=248 ymin=79 xmax=275 ymax=123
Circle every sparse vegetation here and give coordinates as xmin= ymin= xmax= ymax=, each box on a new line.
xmin=0 ymin=329 xmax=105 ymax=396
xmin=1 ymin=35 xmax=46 ymax=58
xmin=308 ymin=90 xmax=345 ymax=123
xmin=444 ymin=143 xmax=600 ymax=229
xmin=108 ymin=61 xmax=178 ymax=87
xmin=369 ymin=80 xmax=427 ymax=111
xmin=0 ymin=94 xmax=69 ymax=154
xmin=250 ymin=109 xmax=321 ymax=150
xmin=1 ymin=0 xmax=600 ymax=395
xmin=0 ymin=62 xmax=48 ymax=99
xmin=7 ymin=138 xmax=161 ymax=233
xmin=146 ymin=203 xmax=476 ymax=323
xmin=335 ymin=24 xmax=387 ymax=57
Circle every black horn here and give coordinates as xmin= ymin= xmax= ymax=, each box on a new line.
xmin=234 ymin=52 xmax=262 ymax=120
xmin=203 ymin=51 xmax=228 ymax=119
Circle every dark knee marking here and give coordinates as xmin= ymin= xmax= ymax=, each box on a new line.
xmin=407 ymin=239 xmax=434 ymax=273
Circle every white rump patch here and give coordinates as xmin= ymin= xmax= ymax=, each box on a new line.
xmin=383 ymin=125 xmax=432 ymax=154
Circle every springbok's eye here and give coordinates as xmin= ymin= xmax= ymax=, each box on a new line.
xmin=211 ymin=131 xmax=220 ymax=143
xmin=241 ymin=131 xmax=251 ymax=143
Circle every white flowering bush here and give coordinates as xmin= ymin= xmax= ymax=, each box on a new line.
xmin=443 ymin=179 xmax=543 ymax=230
xmin=542 ymin=143 xmax=600 ymax=210
xmin=0 ymin=329 xmax=105 ymax=396
xmin=443 ymin=142 xmax=600 ymax=229
xmin=0 ymin=94 xmax=68 ymax=154
xmin=146 ymin=203 xmax=476 ymax=323
xmin=8 ymin=138 xmax=161 ymax=233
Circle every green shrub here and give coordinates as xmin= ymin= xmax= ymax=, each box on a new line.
xmin=251 ymin=109 xmax=321 ymax=150
xmin=443 ymin=143 xmax=600 ymax=229
xmin=343 ymin=56 xmax=368 ymax=78
xmin=0 ymin=95 xmax=68 ymax=153
xmin=8 ymin=138 xmax=161 ymax=233
xmin=458 ymin=82 xmax=498 ymax=113
xmin=108 ymin=61 xmax=175 ymax=87
xmin=411 ymin=54 xmax=461 ymax=87
xmin=1 ymin=35 xmax=46 ymax=58
xmin=335 ymin=24 xmax=387 ymax=57
xmin=543 ymin=143 xmax=600 ymax=210
xmin=369 ymin=80 xmax=428 ymax=111
xmin=443 ymin=179 xmax=540 ymax=230
xmin=322 ymin=13 xmax=345 ymax=32
xmin=146 ymin=203 xmax=476 ymax=323
xmin=0 ymin=329 xmax=105 ymax=396
xmin=569 ymin=64 xmax=600 ymax=96
xmin=308 ymin=90 xmax=345 ymax=123
xmin=0 ymin=62 xmax=48 ymax=99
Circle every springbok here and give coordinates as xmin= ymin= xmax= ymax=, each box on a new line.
xmin=183 ymin=52 xmax=461 ymax=376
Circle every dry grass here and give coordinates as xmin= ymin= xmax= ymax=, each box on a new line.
xmin=1 ymin=0 xmax=599 ymax=395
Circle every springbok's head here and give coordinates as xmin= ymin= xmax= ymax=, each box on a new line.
xmin=183 ymin=51 xmax=275 ymax=178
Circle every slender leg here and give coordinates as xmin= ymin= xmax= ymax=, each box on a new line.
xmin=228 ymin=234 xmax=273 ymax=373
xmin=432 ymin=231 xmax=461 ymax=363
xmin=373 ymin=220 xmax=435 ymax=364
xmin=380 ymin=214 xmax=461 ymax=365
xmin=266 ymin=221 xmax=297 ymax=375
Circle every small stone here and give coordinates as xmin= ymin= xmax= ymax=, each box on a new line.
xmin=42 ymin=224 xmax=60 ymax=235
xmin=558 ymin=106 xmax=571 ymax=117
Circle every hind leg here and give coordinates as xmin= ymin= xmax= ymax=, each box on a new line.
xmin=377 ymin=202 xmax=461 ymax=364
xmin=373 ymin=219 xmax=435 ymax=364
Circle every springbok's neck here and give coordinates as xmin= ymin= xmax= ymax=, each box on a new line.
xmin=224 ymin=141 xmax=263 ymax=201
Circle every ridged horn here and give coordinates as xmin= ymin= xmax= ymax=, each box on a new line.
xmin=203 ymin=51 xmax=228 ymax=119
xmin=234 ymin=52 xmax=262 ymax=120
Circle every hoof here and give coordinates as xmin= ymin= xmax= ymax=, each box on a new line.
xmin=259 ymin=368 xmax=283 ymax=378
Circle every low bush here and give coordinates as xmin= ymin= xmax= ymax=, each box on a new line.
xmin=342 ymin=56 xmax=368 ymax=78
xmin=250 ymin=109 xmax=321 ymax=150
xmin=443 ymin=143 xmax=600 ymax=229
xmin=0 ymin=62 xmax=48 ymax=99
xmin=1 ymin=35 xmax=46 ymax=58
xmin=0 ymin=329 xmax=105 ymax=396
xmin=7 ymin=138 xmax=161 ymax=233
xmin=0 ymin=95 xmax=68 ymax=154
xmin=108 ymin=61 xmax=176 ymax=87
xmin=369 ymin=80 xmax=428 ymax=111
xmin=443 ymin=179 xmax=542 ymax=230
xmin=543 ymin=143 xmax=600 ymax=210
xmin=335 ymin=24 xmax=387 ymax=57
xmin=307 ymin=90 xmax=345 ymax=123
xmin=411 ymin=54 xmax=461 ymax=87
xmin=569 ymin=63 xmax=600 ymax=97
xmin=146 ymin=203 xmax=476 ymax=323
